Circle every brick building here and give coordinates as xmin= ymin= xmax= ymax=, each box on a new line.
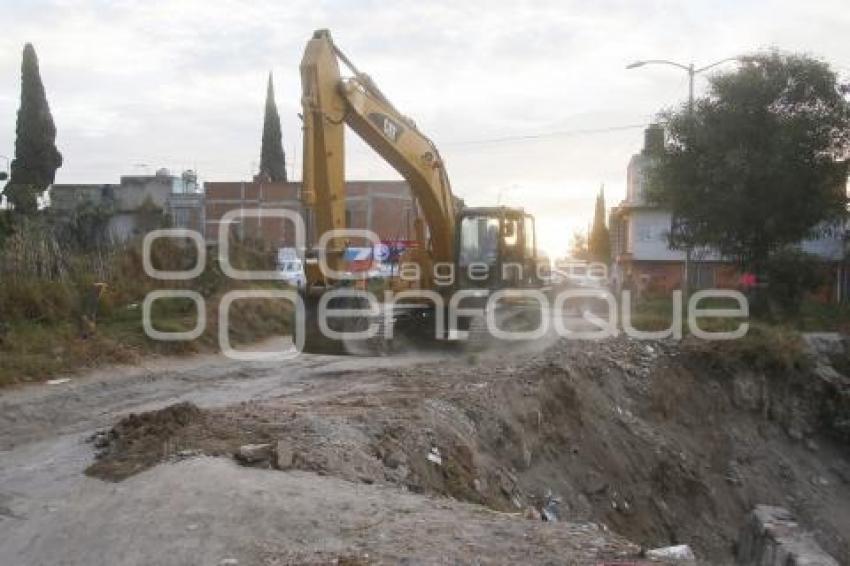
xmin=51 ymin=172 xmax=422 ymax=253
xmin=203 ymin=180 xmax=420 ymax=248
xmin=204 ymin=181 xmax=301 ymax=245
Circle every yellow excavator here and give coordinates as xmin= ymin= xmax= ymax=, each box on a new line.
xmin=298 ymin=30 xmax=546 ymax=354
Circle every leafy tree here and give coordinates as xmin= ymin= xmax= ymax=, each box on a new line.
xmin=0 ymin=210 xmax=14 ymax=247
xmin=570 ymin=231 xmax=590 ymax=260
xmin=763 ymin=249 xmax=822 ymax=316
xmin=646 ymin=51 xmax=850 ymax=272
xmin=3 ymin=44 xmax=62 ymax=214
xmin=588 ymin=185 xmax=611 ymax=263
xmin=61 ymin=200 xmax=113 ymax=251
xmin=258 ymin=72 xmax=287 ymax=182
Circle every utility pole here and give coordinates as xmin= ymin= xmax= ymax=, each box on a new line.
xmin=687 ymin=63 xmax=695 ymax=114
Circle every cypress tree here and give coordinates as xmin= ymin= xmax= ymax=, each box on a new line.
xmin=3 ymin=43 xmax=62 ymax=214
xmin=258 ymin=72 xmax=287 ymax=182
xmin=588 ymin=185 xmax=611 ymax=263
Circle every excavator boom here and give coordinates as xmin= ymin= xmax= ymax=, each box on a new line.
xmin=300 ymin=29 xmax=456 ymax=281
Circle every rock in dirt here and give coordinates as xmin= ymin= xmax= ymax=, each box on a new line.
xmin=275 ymin=440 xmax=294 ymax=470
xmin=91 ymin=431 xmax=110 ymax=449
xmin=235 ymin=443 xmax=273 ymax=465
xmin=541 ymin=505 xmax=558 ymax=522
xmin=736 ymin=505 xmax=839 ymax=566
xmin=646 ymin=543 xmax=695 ymax=562
xmin=383 ymin=449 xmax=406 ymax=469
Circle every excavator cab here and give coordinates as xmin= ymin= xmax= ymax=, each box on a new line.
xmin=456 ymin=206 xmax=540 ymax=290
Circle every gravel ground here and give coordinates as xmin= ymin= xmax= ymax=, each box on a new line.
xmin=0 ymin=339 xmax=644 ymax=565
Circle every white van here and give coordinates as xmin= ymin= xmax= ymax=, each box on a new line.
xmin=277 ymin=248 xmax=306 ymax=290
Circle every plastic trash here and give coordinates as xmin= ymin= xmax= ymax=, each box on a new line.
xmin=541 ymin=489 xmax=561 ymax=522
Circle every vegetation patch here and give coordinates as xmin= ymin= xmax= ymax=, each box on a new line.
xmin=0 ymin=216 xmax=293 ymax=385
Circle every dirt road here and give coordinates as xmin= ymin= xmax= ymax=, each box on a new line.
xmin=0 ymin=339 xmax=641 ymax=565
xmin=0 ymin=339 xmax=437 ymax=451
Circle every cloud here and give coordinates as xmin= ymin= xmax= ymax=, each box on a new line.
xmin=1 ymin=0 xmax=849 ymax=253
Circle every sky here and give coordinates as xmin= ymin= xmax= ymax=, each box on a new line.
xmin=1 ymin=0 xmax=849 ymax=257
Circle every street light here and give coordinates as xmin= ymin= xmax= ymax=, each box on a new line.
xmin=626 ymin=57 xmax=744 ymax=114
xmin=626 ymin=56 xmax=744 ymax=298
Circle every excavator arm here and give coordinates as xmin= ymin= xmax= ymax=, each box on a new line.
xmin=300 ymin=29 xmax=456 ymax=285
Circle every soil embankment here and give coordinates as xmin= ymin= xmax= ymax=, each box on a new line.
xmin=88 ymin=334 xmax=850 ymax=564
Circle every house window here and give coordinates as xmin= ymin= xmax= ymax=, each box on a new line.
xmin=637 ymin=225 xmax=653 ymax=242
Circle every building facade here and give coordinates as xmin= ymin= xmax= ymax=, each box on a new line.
xmin=609 ymin=126 xmax=849 ymax=302
xmin=50 ymin=171 xmax=420 ymax=252
xmin=204 ymin=181 xmax=301 ymax=245
xmin=203 ymin=179 xmax=420 ymax=248
xmin=50 ymin=169 xmax=204 ymax=241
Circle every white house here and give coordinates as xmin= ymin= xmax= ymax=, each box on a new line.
xmin=609 ymin=125 xmax=849 ymax=301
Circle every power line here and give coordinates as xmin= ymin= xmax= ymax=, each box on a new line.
xmin=443 ymin=122 xmax=648 ymax=147
xmin=57 ymin=121 xmax=654 ymax=176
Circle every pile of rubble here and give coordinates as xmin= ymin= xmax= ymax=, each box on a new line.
xmin=87 ymin=335 xmax=850 ymax=563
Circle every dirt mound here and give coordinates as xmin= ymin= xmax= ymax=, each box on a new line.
xmin=114 ymin=401 xmax=201 ymax=435
xmin=86 ymin=402 xmax=203 ymax=481
xmin=86 ymin=336 xmax=850 ymax=563
xmin=86 ymin=401 xmax=278 ymax=481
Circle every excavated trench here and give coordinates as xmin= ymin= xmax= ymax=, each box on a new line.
xmin=86 ymin=334 xmax=850 ymax=564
